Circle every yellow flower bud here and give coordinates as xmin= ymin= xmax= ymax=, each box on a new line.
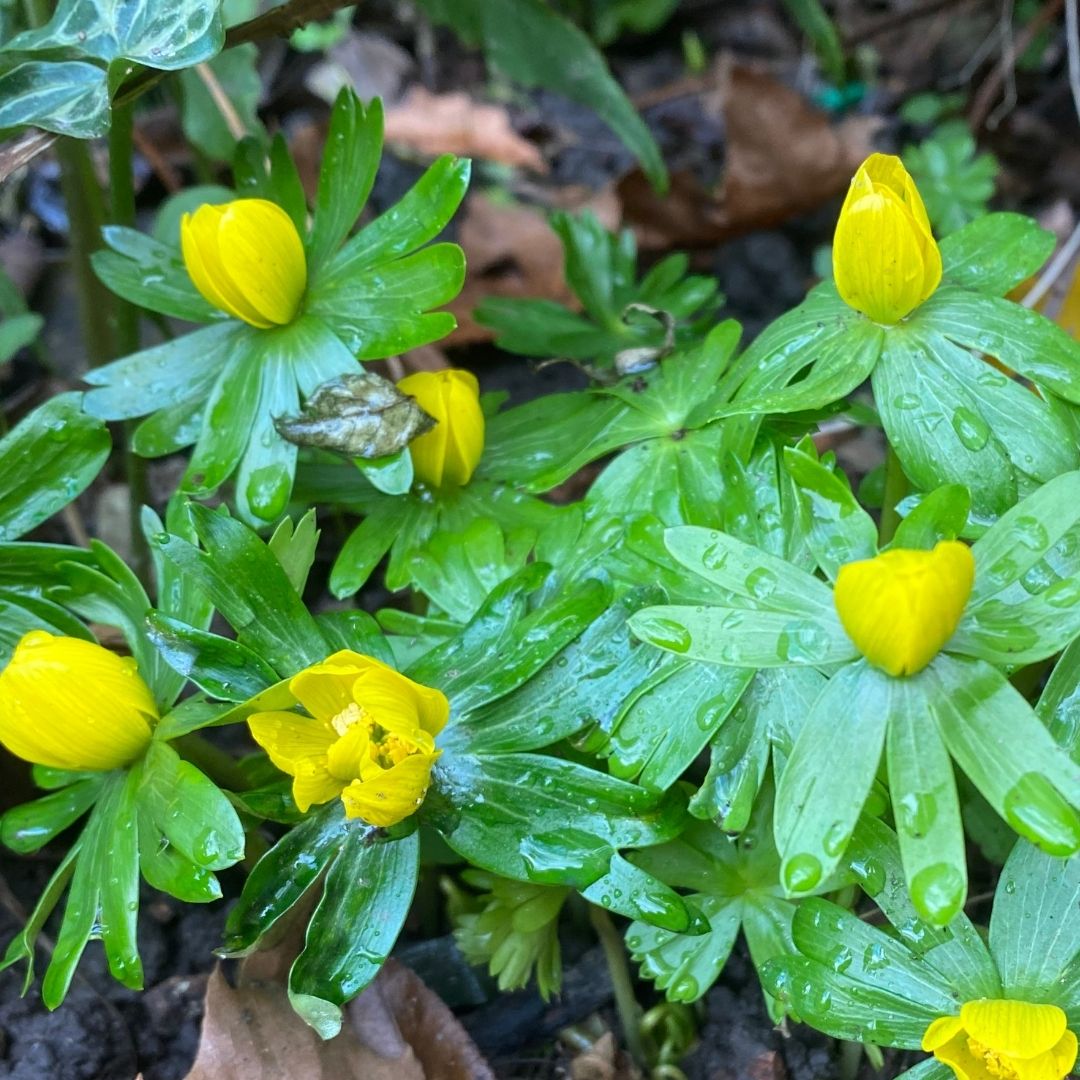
xmin=0 ymin=631 xmax=156 ymax=772
xmin=923 ymin=999 xmax=1078 ymax=1080
xmin=397 ymin=369 xmax=485 ymax=488
xmin=181 ymin=199 xmax=307 ymax=328
xmin=834 ymin=541 xmax=973 ymax=677
xmin=248 ymin=650 xmax=449 ymax=827
xmin=832 ymin=153 xmax=942 ymax=324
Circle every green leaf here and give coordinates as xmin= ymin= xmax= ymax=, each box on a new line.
xmin=306 ymin=91 xmax=383 ymax=274
xmin=7 ymin=0 xmax=224 ymax=71
xmin=0 ymin=312 xmax=42 ymax=363
xmin=893 ymin=485 xmax=971 ymax=550
xmin=415 ymin=0 xmax=666 ymax=190
xmin=917 ymin=286 xmax=1080 ymax=404
xmin=145 ymin=613 xmax=278 ymax=701
xmin=136 ymin=742 xmax=245 ymax=871
xmin=92 ymin=225 xmax=220 ymax=322
xmin=412 ymin=569 xmax=610 ymax=714
xmin=157 ymin=505 xmax=328 ymax=675
xmin=938 ymin=212 xmax=1054 ymax=295
xmin=929 ymin=653 xmax=1080 ymax=857
xmin=289 ymin=831 xmax=419 ymax=1038
xmin=775 ymin=661 xmax=890 ymax=896
xmin=968 ymin=470 xmax=1080 ymax=602
xmin=223 ymin=803 xmax=353 ymax=955
xmin=179 ymin=44 xmax=264 ymax=160
xmin=1 ymin=778 xmax=102 ymax=855
xmin=447 ymin=587 xmax=665 ymax=754
xmin=0 ymin=393 xmax=110 ymax=541
xmin=988 ymin=841 xmax=1080 ymax=1000
xmin=886 ymin=676 xmax=967 ymax=925
xmin=330 ymin=497 xmax=413 ymax=598
xmin=42 ymin=772 xmax=140 ymax=1006
xmin=784 ymin=899 xmax=959 ymax=1042
xmin=600 ymin=656 xmax=753 ymax=792
xmin=0 ymin=61 xmax=109 ymax=138
xmin=580 ymin=852 xmax=693 ymax=931
xmin=872 ymin=328 xmax=1017 ymax=518
xmin=354 ymin=450 xmax=414 ymax=496
xmin=84 ymin=321 xmax=245 ymax=421
xmin=783 ymin=442 xmax=877 ymax=580
xmin=425 ymin=751 xmax=686 ymax=895
xmin=268 ymin=510 xmax=319 ymax=596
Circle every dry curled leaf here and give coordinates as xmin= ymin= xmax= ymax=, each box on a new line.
xmin=185 ymin=960 xmax=492 ymax=1080
xmin=274 ymin=372 xmax=434 ymax=459
xmin=385 ymin=87 xmax=548 ymax=172
xmin=620 ymin=62 xmax=880 ymax=248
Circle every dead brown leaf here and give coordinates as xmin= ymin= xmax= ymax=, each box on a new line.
xmin=569 ymin=1032 xmax=642 ymax=1080
xmin=446 ymin=188 xmax=620 ymax=345
xmin=385 ymin=87 xmax=548 ymax=173
xmin=619 ymin=61 xmax=880 ymax=249
xmin=185 ymin=959 xmax=492 ymax=1080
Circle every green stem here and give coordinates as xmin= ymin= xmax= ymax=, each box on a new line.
xmin=838 ymin=1040 xmax=864 ymax=1080
xmin=55 ymin=139 xmax=113 ymax=368
xmin=108 ymin=101 xmax=152 ymax=587
xmin=589 ymin=905 xmax=646 ymax=1066
xmin=174 ymin=733 xmax=249 ymax=792
xmin=878 ymin=443 xmax=908 ymax=546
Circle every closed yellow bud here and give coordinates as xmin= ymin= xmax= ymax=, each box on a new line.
xmin=834 ymin=541 xmax=973 ymax=677
xmin=181 ymin=199 xmax=307 ymax=328
xmin=923 ymin=999 xmax=1078 ymax=1080
xmin=0 ymin=632 xmax=156 ymax=772
xmin=832 ymin=153 xmax=942 ymax=324
xmin=397 ymin=369 xmax=485 ymax=488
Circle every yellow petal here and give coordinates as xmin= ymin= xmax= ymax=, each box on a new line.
xmin=290 ymin=660 xmax=365 ymax=724
xmin=217 ymin=200 xmax=306 ymax=325
xmin=961 ymin=1000 xmax=1067 ymax=1060
xmin=291 ymin=761 xmax=346 ymax=813
xmin=181 ymin=205 xmax=275 ymax=328
xmin=0 ymin=631 xmax=154 ymax=772
xmin=834 ymin=540 xmax=974 ymax=677
xmin=325 ymin=723 xmax=372 ymax=782
xmin=924 ymin=1015 xmax=965 ymax=1051
xmin=339 ymin=750 xmax=440 ymax=826
xmin=248 ymin=709 xmax=335 ymax=776
xmin=832 ymin=153 xmax=941 ymax=323
xmin=353 ymin=663 xmax=449 ymax=736
xmin=1049 ymin=1029 xmax=1078 ymax=1077
xmin=398 ymin=369 xmax=485 ymax=488
xmin=932 ymin=1029 xmax=994 ymax=1080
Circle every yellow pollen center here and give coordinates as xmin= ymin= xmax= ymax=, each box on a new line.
xmin=968 ymin=1038 xmax=1020 ymax=1079
xmin=331 ymin=701 xmax=366 ymax=737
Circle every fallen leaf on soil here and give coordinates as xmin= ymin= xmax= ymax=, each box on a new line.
xmin=619 ymin=61 xmax=880 ymax=248
xmin=446 ymin=188 xmax=620 ymax=344
xmin=184 ymin=960 xmax=492 ymax=1080
xmin=386 ymin=87 xmax=548 ymax=172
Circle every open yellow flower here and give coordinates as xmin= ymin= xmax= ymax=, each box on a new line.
xmin=181 ymin=198 xmax=307 ymax=328
xmin=0 ymin=631 xmax=156 ymax=771
xmin=248 ymin=650 xmax=449 ymax=827
xmin=923 ymin=999 xmax=1078 ymax=1080
xmin=834 ymin=540 xmax=974 ymax=677
xmin=833 ymin=153 xmax=942 ymax=324
xmin=398 ymin=369 xmax=485 ymax=488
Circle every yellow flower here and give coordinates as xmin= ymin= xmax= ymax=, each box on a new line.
xmin=397 ymin=369 xmax=485 ymax=488
xmin=181 ymin=199 xmax=306 ymax=328
xmin=832 ymin=153 xmax=942 ymax=324
xmin=247 ymin=650 xmax=448 ymax=827
xmin=923 ymin=999 xmax=1078 ymax=1080
xmin=834 ymin=540 xmax=974 ymax=677
xmin=0 ymin=631 xmax=155 ymax=771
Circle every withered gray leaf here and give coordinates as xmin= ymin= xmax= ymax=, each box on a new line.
xmin=274 ymin=372 xmax=435 ymax=459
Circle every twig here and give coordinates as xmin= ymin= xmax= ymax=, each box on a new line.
xmin=0 ymin=0 xmax=356 ymax=183
xmin=194 ymin=61 xmax=249 ymax=142
xmin=1068 ymin=0 xmax=1080 ymax=125
xmin=969 ymin=0 xmax=1065 ymax=129
xmin=131 ymin=124 xmax=183 ymax=192
xmin=1022 ymin=220 xmax=1080 ymax=308
xmin=842 ymin=0 xmax=971 ymax=46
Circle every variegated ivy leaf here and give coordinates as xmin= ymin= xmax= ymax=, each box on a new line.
xmin=273 ymin=372 xmax=435 ymax=460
